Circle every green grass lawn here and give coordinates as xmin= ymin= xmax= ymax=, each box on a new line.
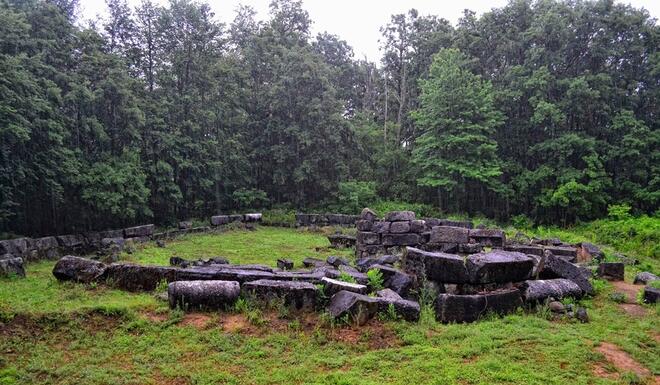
xmin=0 ymin=226 xmax=658 ymax=385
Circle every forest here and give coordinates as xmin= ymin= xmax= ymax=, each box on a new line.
xmin=0 ymin=0 xmax=658 ymax=236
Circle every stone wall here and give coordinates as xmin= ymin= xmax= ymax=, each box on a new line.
xmin=295 ymin=213 xmax=359 ymax=227
xmin=0 ymin=213 xmax=262 ymax=264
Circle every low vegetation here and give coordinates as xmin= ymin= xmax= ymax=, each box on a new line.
xmin=1 ymin=226 xmax=658 ymax=385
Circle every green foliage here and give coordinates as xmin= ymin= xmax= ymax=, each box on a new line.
xmin=608 ymin=204 xmax=633 ymax=220
xmin=231 ymin=189 xmax=269 ymax=210
xmin=332 ymin=181 xmax=377 ymax=214
xmin=337 ymin=272 xmax=357 ymax=284
xmin=366 ymin=269 xmax=384 ymax=292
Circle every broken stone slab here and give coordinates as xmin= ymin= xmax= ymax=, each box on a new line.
xmin=314 ymin=266 xmax=368 ymax=285
xmin=384 ymin=211 xmax=415 ymax=222
xmin=410 ymin=220 xmax=426 ymax=233
xmin=360 ymin=208 xmax=378 ymax=222
xmin=503 ymin=244 xmax=544 ymax=256
xmin=168 ymin=280 xmax=240 ymax=310
xmin=643 ymin=287 xmax=659 ymax=304
xmin=327 ymin=290 xmax=380 ymax=325
xmin=368 ymin=264 xmax=415 ymax=297
xmin=356 ymin=231 xmax=380 ymax=245
xmin=389 ymin=221 xmax=411 ymax=233
xmin=519 ymin=279 xmax=583 ymax=302
xmin=633 ymin=272 xmax=659 ymax=285
xmin=31 ymin=236 xmax=60 ymax=260
xmin=105 ymin=263 xmax=176 ymax=291
xmin=0 ymin=257 xmax=25 ymax=278
xmin=302 ymin=257 xmax=326 ymax=268
xmin=435 ymin=289 xmax=523 ymax=323
xmin=403 ymin=247 xmax=470 ymax=284
xmin=326 ymin=255 xmax=350 ymax=267
xmin=540 ymin=253 xmax=594 ymax=296
xmin=468 ymin=228 xmax=506 ymax=247
xmin=577 ymin=242 xmax=603 ymax=263
xmin=241 ymin=279 xmax=318 ymax=310
xmin=56 ymin=234 xmax=85 ymax=250
xmin=355 ymin=255 xmax=398 ymax=272
xmin=375 ymin=289 xmax=420 ymax=321
xmin=327 ymin=234 xmax=356 ymax=248
xmin=123 ymin=224 xmax=155 ymax=238
xmin=211 ymin=215 xmax=230 ymax=226
xmin=429 ymin=226 xmax=469 ymax=244
xmin=356 ymin=220 xmax=373 ymax=231
xmin=178 ymin=221 xmax=193 ymax=230
xmin=52 ymin=255 xmax=107 ymax=283
xmin=382 ymin=233 xmax=420 ymax=246
xmin=371 ymin=221 xmax=390 ymax=234
xmin=277 ymin=258 xmax=294 ymax=270
xmin=543 ymin=245 xmax=577 ymax=262
xmin=458 ymin=243 xmax=483 ymax=254
xmin=466 ymin=250 xmax=534 ymax=284
xmin=321 ymin=277 xmax=368 ymax=296
xmin=596 ymin=262 xmax=624 ymax=281
xmin=243 ymin=213 xmax=262 ymax=222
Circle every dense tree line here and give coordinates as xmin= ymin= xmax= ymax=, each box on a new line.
xmin=0 ymin=0 xmax=657 ymax=235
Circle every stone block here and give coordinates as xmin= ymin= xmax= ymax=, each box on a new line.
xmin=241 ymin=279 xmax=318 ymax=310
xmin=435 ymin=289 xmax=522 ymax=323
xmin=430 ymin=226 xmax=469 ymax=244
xmin=168 ymin=280 xmax=240 ymax=310
xmin=384 ymin=211 xmax=415 ymax=222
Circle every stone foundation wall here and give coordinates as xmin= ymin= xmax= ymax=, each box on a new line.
xmin=295 ymin=213 xmax=359 ymax=227
xmin=0 ymin=213 xmax=262 ymax=263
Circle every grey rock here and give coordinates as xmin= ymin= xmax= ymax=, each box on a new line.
xmin=576 ymin=307 xmax=589 ymax=323
xmin=56 ymin=234 xmax=85 ymax=249
xmin=597 ymin=262 xmax=624 ymax=281
xmin=468 ymin=228 xmax=506 ymax=247
xmin=633 ymin=272 xmax=659 ymax=285
xmin=541 ymin=253 xmax=594 ymax=296
xmin=504 ymin=244 xmax=544 ymax=256
xmin=577 ymin=242 xmax=603 ymax=262
xmin=123 ymin=224 xmax=155 ymax=238
xmin=356 ymin=255 xmax=398 ymax=272
xmin=105 ymin=263 xmax=176 ymax=291
xmin=356 ymin=232 xmax=380 ymax=245
xmin=374 ymin=294 xmax=420 ymax=321
xmin=360 ymin=208 xmax=378 ymax=222
xmin=302 ymin=257 xmax=326 ymax=268
xmin=643 ymin=287 xmax=659 ymax=304
xmin=277 ymin=258 xmax=294 ymax=270
xmin=52 ymin=255 xmax=106 ymax=283
xmin=356 ymin=220 xmax=373 ymax=231
xmin=241 ymin=279 xmax=318 ymax=310
xmin=326 ymin=290 xmax=380 ymax=325
xmin=170 ymin=256 xmax=186 ymax=266
xmin=326 ymin=255 xmax=350 ymax=268
xmin=321 ymin=277 xmax=368 ymax=296
xmin=430 ymin=226 xmax=469 ymax=244
xmin=178 ymin=221 xmax=193 ymax=230
xmin=368 ymin=264 xmax=415 ymax=297
xmin=384 ymin=211 xmax=415 ymax=222
xmin=229 ymin=214 xmax=244 ymax=222
xmin=211 ymin=215 xmax=230 ymax=226
xmin=168 ymin=280 xmax=240 ymax=310
xmin=382 ymin=233 xmax=420 ymax=246
xmin=327 ymin=234 xmax=356 ymax=248
xmin=435 ymin=289 xmax=523 ymax=323
xmin=156 ymin=240 xmax=166 ymax=248
xmin=466 ymin=250 xmax=534 ymax=284
xmin=244 ymin=213 xmax=262 ymax=222
xmin=0 ymin=257 xmax=25 ymax=278
xmin=543 ymin=246 xmax=578 ymax=263
xmin=389 ymin=221 xmax=411 ymax=233
xmin=403 ymin=247 xmax=470 ymax=284
xmin=548 ymin=301 xmax=566 ymax=313
xmin=519 ymin=279 xmax=583 ymax=302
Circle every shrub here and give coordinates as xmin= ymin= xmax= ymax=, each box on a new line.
xmin=337 ymin=272 xmax=357 ymax=284
xmin=367 ymin=269 xmax=384 ymax=292
xmin=332 ymin=181 xmax=377 ymax=214
xmin=607 ymin=204 xmax=632 ymax=220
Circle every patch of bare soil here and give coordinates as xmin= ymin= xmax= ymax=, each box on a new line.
xmin=595 ymin=342 xmax=653 ymax=380
xmin=180 ymin=313 xmax=215 ymax=329
xmin=611 ymin=281 xmax=642 ymax=303
xmin=221 ymin=314 xmax=249 ymax=333
xmin=619 ymin=303 xmax=649 ymax=317
xmin=326 ymin=319 xmax=402 ymax=350
xmin=142 ymin=311 xmax=169 ymax=322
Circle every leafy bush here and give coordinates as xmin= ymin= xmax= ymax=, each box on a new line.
xmin=262 ymin=209 xmax=296 ymax=226
xmin=337 ymin=272 xmax=357 ymax=284
xmin=332 ymin=181 xmax=378 ymax=214
xmin=232 ymin=188 xmax=269 ymax=209
xmin=607 ymin=204 xmax=632 ymax=220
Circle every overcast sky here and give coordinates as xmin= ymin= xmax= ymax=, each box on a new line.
xmin=79 ymin=0 xmax=659 ymax=62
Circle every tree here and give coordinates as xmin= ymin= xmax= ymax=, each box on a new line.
xmin=412 ymin=48 xmax=504 ymax=213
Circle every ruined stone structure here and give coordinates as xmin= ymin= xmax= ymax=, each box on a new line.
xmin=295 ymin=213 xmax=359 ymax=227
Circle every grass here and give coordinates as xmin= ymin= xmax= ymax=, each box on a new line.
xmin=1 ymin=226 xmax=658 ymax=385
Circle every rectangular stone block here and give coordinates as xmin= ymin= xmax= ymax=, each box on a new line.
xmin=389 ymin=221 xmax=411 ymax=233
xmin=469 ymin=228 xmax=505 ymax=247
xmin=357 ymin=232 xmax=380 ymax=245
xmin=211 ymin=215 xmax=230 ymax=226
xmin=430 ymin=226 xmax=469 ymax=244
xmin=123 ymin=224 xmax=155 ymax=238
xmin=382 ymin=233 xmax=420 ymax=246
xmin=384 ymin=211 xmax=415 ymax=222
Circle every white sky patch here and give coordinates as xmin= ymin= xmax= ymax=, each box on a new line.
xmin=79 ymin=0 xmax=659 ymax=62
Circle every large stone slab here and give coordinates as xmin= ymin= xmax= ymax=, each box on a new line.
xmin=326 ymin=290 xmax=379 ymax=325
xmin=368 ymin=264 xmax=415 ymax=297
xmin=466 ymin=250 xmax=534 ymax=284
xmin=596 ymin=262 xmax=624 ymax=281
xmin=503 ymin=244 xmax=543 ymax=256
xmin=321 ymin=277 xmax=368 ymax=296
xmin=375 ymin=289 xmax=420 ymax=321
xmin=327 ymin=234 xmax=356 ymax=248
xmin=643 ymin=287 xmax=659 ymax=304
xmin=634 ymin=272 xmax=659 ymax=285
xmin=384 ymin=211 xmax=415 ymax=222
xmin=56 ymin=234 xmax=85 ymax=249
xmin=389 ymin=221 xmax=411 ymax=233
xmin=123 ymin=224 xmax=155 ymax=238
xmin=0 ymin=238 xmax=29 ymax=257
xmin=519 ymin=279 xmax=583 ymax=302
xmin=435 ymin=289 xmax=523 ymax=323
xmin=244 ymin=213 xmax=262 ymax=222
xmin=168 ymin=280 xmax=240 ymax=310
xmin=468 ymin=229 xmax=505 ymax=247
xmin=241 ymin=279 xmax=318 ymax=310
xmin=211 ymin=215 xmax=230 ymax=226
xmin=52 ymin=256 xmax=106 ymax=283
xmin=543 ymin=245 xmax=577 ymax=262
xmin=0 ymin=257 xmax=25 ymax=278
xmin=403 ymin=247 xmax=470 ymax=284
xmin=357 ymin=232 xmax=380 ymax=245
xmin=105 ymin=263 xmax=176 ymax=291
xmin=382 ymin=233 xmax=420 ymax=246
xmin=429 ymin=226 xmax=469 ymax=244
xmin=540 ymin=253 xmax=594 ymax=295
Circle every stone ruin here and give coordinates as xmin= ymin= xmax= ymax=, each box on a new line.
xmin=0 ymin=213 xmax=262 ymax=278
xmin=42 ymin=208 xmax=659 ymax=323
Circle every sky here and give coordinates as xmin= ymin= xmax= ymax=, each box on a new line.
xmin=79 ymin=0 xmax=659 ymax=62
